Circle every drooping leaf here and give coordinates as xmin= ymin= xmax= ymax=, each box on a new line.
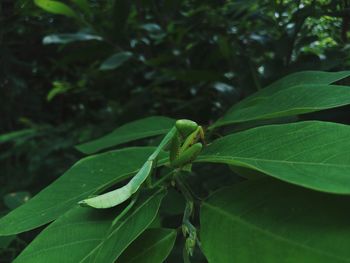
xmin=0 ymin=147 xmax=166 ymax=236
xmin=81 ymin=189 xmax=166 ymax=263
xmin=13 ymin=190 xmax=165 ymax=263
xmin=34 ymin=0 xmax=77 ymax=18
xmin=99 ymin=51 xmax=133 ymax=71
xmin=201 ymin=178 xmax=350 ymax=263
xmin=43 ymin=33 xmax=102 ymax=45
xmin=212 ymin=71 xmax=350 ymax=128
xmin=116 ymin=228 xmax=177 ymax=263
xmin=76 ymin=116 xmax=175 ymax=154
xmin=197 ymin=121 xmax=350 ymax=194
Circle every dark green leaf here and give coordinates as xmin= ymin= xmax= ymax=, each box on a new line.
xmin=117 ymin=228 xmax=177 ymax=263
xmin=81 ymin=189 xmax=166 ymax=263
xmin=201 ymin=178 xmax=350 ymax=263
xmin=13 ymin=190 xmax=165 ymax=263
xmin=212 ymin=71 xmax=350 ymax=128
xmin=76 ymin=116 xmax=175 ymax=154
xmin=197 ymin=121 xmax=350 ymax=194
xmin=0 ymin=147 xmax=166 ymax=236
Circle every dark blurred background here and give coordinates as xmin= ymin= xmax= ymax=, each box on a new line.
xmin=1 ymin=0 xmax=350 ymax=260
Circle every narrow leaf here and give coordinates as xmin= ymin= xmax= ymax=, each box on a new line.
xmin=43 ymin=33 xmax=102 ymax=45
xmin=116 ymin=228 xmax=177 ymax=263
xmin=197 ymin=121 xmax=350 ymax=194
xmin=34 ymin=0 xmax=77 ymax=18
xmin=99 ymin=51 xmax=133 ymax=71
xmin=201 ymin=178 xmax=350 ymax=263
xmin=0 ymin=129 xmax=36 ymax=144
xmin=0 ymin=147 xmax=166 ymax=236
xmin=76 ymin=116 xmax=175 ymax=154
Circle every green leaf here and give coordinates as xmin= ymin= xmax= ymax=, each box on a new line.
xmin=76 ymin=116 xmax=175 ymax=154
xmin=81 ymin=189 xmax=165 ymax=263
xmin=43 ymin=33 xmax=102 ymax=45
xmin=99 ymin=51 xmax=133 ymax=71
xmin=34 ymin=0 xmax=78 ymax=18
xmin=0 ymin=129 xmax=36 ymax=144
xmin=0 ymin=147 xmax=166 ymax=236
xmin=13 ymin=190 xmax=164 ymax=263
xmin=13 ymin=206 xmax=115 ymax=263
xmin=201 ymin=178 xmax=350 ymax=263
xmin=212 ymin=71 xmax=350 ymax=128
xmin=197 ymin=121 xmax=350 ymax=194
xmin=117 ymin=228 xmax=177 ymax=263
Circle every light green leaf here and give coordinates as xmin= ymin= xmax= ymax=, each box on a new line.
xmin=13 ymin=190 xmax=164 ymax=263
xmin=201 ymin=178 xmax=350 ymax=263
xmin=99 ymin=51 xmax=133 ymax=71
xmin=197 ymin=121 xmax=350 ymax=194
xmin=0 ymin=147 xmax=166 ymax=236
xmin=81 ymin=189 xmax=165 ymax=263
xmin=212 ymin=71 xmax=350 ymax=128
xmin=76 ymin=116 xmax=175 ymax=154
xmin=117 ymin=228 xmax=177 ymax=263
xmin=34 ymin=0 xmax=77 ymax=18
xmin=43 ymin=33 xmax=102 ymax=45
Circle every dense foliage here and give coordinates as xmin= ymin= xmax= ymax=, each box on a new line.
xmin=2 ymin=0 xmax=350 ymax=262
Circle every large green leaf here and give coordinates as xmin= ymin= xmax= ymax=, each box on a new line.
xmin=81 ymin=190 xmax=165 ymax=263
xmin=116 ymin=228 xmax=177 ymax=263
xmin=76 ymin=116 xmax=175 ymax=154
xmin=197 ymin=121 xmax=350 ymax=194
xmin=34 ymin=0 xmax=77 ymax=18
xmin=201 ymin=178 xmax=350 ymax=263
xmin=0 ymin=147 xmax=166 ymax=236
xmin=212 ymin=71 xmax=350 ymax=128
xmin=13 ymin=190 xmax=164 ymax=263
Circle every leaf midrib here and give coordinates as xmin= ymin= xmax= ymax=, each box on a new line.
xmin=203 ymin=202 xmax=350 ymax=262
